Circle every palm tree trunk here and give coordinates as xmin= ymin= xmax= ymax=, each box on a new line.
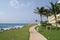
xmin=47 ymin=16 xmax=48 ymax=23
xmin=40 ymin=14 xmax=42 ymax=28
xmin=40 ymin=15 xmax=42 ymax=24
xmin=54 ymin=14 xmax=58 ymax=29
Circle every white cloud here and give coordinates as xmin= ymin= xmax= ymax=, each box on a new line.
xmin=20 ymin=3 xmax=25 ymax=7
xmin=10 ymin=0 xmax=19 ymax=8
xmin=20 ymin=2 xmax=31 ymax=7
xmin=9 ymin=0 xmax=35 ymax=8
xmin=58 ymin=0 xmax=60 ymax=3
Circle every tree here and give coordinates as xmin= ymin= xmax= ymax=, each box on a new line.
xmin=43 ymin=9 xmax=51 ymax=22
xmin=34 ymin=7 xmax=45 ymax=24
xmin=49 ymin=2 xmax=60 ymax=29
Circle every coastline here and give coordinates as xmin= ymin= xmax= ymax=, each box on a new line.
xmin=0 ymin=25 xmax=24 ymax=31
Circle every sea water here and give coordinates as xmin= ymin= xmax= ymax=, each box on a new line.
xmin=0 ymin=23 xmax=26 ymax=30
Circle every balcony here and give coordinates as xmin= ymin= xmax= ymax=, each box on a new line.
xmin=48 ymin=14 xmax=60 ymax=24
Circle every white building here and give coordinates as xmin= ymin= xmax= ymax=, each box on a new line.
xmin=48 ymin=0 xmax=60 ymax=27
xmin=48 ymin=14 xmax=60 ymax=27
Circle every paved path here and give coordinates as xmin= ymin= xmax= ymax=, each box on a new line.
xmin=29 ymin=25 xmax=47 ymax=40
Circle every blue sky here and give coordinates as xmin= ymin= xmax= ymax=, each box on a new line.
xmin=0 ymin=0 xmax=57 ymax=23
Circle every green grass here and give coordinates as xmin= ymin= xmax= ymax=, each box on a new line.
xmin=37 ymin=25 xmax=60 ymax=40
xmin=0 ymin=24 xmax=36 ymax=40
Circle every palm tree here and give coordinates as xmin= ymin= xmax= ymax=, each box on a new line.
xmin=49 ymin=2 xmax=60 ymax=29
xmin=34 ymin=7 xmax=45 ymax=24
xmin=43 ymin=9 xmax=51 ymax=22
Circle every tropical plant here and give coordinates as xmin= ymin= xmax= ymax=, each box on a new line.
xmin=34 ymin=7 xmax=45 ymax=24
xmin=43 ymin=9 xmax=51 ymax=22
xmin=49 ymin=2 xmax=60 ymax=29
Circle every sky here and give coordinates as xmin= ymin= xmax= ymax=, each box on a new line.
xmin=0 ymin=0 xmax=57 ymax=23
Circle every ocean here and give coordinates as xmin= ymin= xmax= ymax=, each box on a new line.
xmin=0 ymin=23 xmax=26 ymax=30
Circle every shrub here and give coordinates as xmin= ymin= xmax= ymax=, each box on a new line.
xmin=41 ymin=22 xmax=52 ymax=28
xmin=41 ymin=22 xmax=47 ymax=28
xmin=47 ymin=23 xmax=52 ymax=26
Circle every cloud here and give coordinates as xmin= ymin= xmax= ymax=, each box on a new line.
xmin=58 ymin=0 xmax=60 ymax=3
xmin=9 ymin=0 xmax=35 ymax=8
xmin=19 ymin=0 xmax=35 ymax=7
xmin=20 ymin=2 xmax=32 ymax=7
xmin=10 ymin=0 xmax=19 ymax=8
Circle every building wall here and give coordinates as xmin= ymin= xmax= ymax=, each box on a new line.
xmin=48 ymin=14 xmax=60 ymax=26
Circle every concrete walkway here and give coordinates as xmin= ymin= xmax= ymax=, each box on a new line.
xmin=29 ymin=25 xmax=47 ymax=40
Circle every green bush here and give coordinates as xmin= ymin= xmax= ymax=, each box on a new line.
xmin=41 ymin=22 xmax=47 ymax=27
xmin=47 ymin=23 xmax=52 ymax=26
xmin=41 ymin=22 xmax=52 ymax=28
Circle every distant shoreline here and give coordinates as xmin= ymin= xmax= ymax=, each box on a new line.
xmin=0 ymin=25 xmax=24 ymax=31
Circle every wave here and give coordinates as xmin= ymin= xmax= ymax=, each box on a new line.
xmin=0 ymin=25 xmax=24 ymax=30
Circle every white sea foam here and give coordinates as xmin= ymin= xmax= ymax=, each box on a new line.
xmin=1 ymin=25 xmax=24 ymax=30
xmin=2 ymin=28 xmax=11 ymax=30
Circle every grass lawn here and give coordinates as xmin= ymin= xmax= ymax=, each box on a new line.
xmin=0 ymin=24 xmax=35 ymax=40
xmin=37 ymin=25 xmax=60 ymax=40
